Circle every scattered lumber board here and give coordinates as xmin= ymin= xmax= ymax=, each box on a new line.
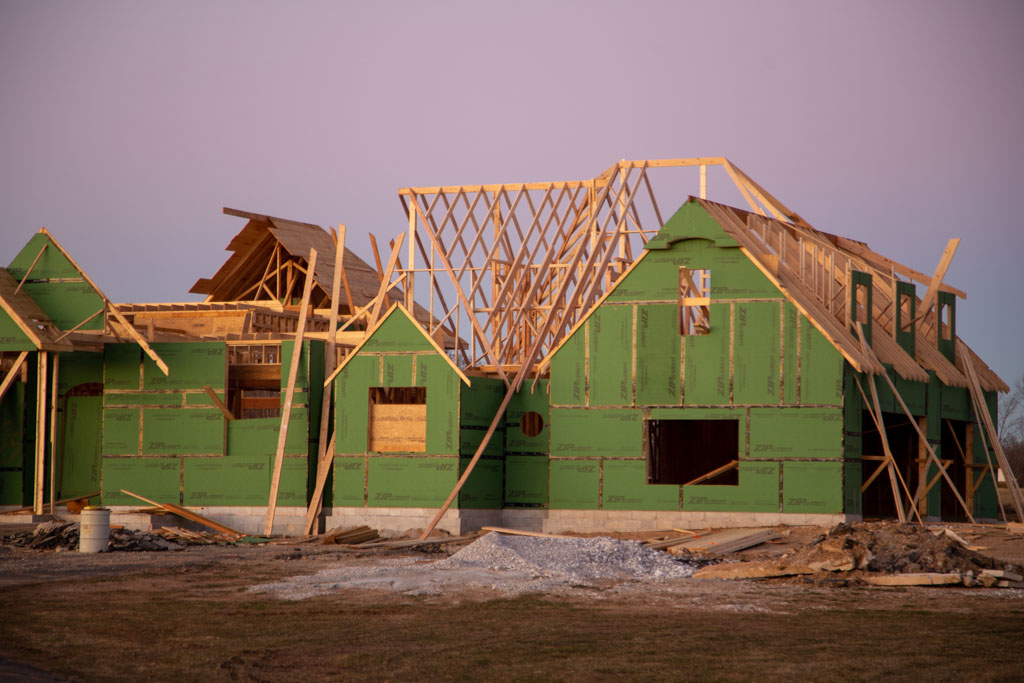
xmin=480 ymin=526 xmax=573 ymax=539
xmin=0 ymin=491 xmax=100 ymax=515
xmin=1007 ymin=522 xmax=1024 ymax=534
xmin=666 ymin=528 xmax=779 ymax=556
xmin=119 ymin=489 xmax=244 ymax=538
xmin=863 ymin=573 xmax=963 ymax=586
xmin=320 ymin=525 xmax=379 ymax=545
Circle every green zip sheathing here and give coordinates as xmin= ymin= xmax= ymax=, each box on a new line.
xmin=504 ymin=455 xmax=548 ymax=505
xmin=504 ymin=381 xmax=550 ymax=506
xmin=545 ymin=200 xmax=853 ymax=514
xmin=54 ymin=351 xmax=103 ymax=499
xmin=330 ymin=306 xmax=480 ymax=509
xmin=99 ymin=339 xmax=316 ymax=507
xmin=7 ymin=233 xmax=105 ymax=331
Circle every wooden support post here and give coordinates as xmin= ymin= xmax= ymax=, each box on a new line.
xmin=407 ymin=204 xmax=416 ymax=309
xmin=305 ymin=225 xmax=345 ymax=535
xmin=699 ymin=164 xmax=707 ymax=199
xmin=366 ymin=232 xmax=405 ymax=331
xmin=48 ymin=353 xmax=59 ymax=514
xmin=203 ymin=386 xmax=234 ymax=421
xmin=264 ymin=248 xmax=317 ymax=536
xmin=34 ymin=351 xmax=47 ymax=515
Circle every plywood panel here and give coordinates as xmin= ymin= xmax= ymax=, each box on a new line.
xmin=369 ymin=403 xmax=426 ymax=453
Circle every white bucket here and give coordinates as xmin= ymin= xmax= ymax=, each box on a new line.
xmin=79 ymin=507 xmax=111 ymax=553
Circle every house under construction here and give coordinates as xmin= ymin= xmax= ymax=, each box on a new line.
xmin=1 ymin=158 xmax=1020 ymax=535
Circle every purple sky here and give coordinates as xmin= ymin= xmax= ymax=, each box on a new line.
xmin=2 ymin=0 xmax=1022 ymax=387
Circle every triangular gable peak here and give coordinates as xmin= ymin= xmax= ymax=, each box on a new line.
xmin=7 ymin=229 xmax=106 ymax=332
xmin=325 ymin=303 xmax=470 ymax=388
xmin=190 ymin=208 xmax=397 ymax=315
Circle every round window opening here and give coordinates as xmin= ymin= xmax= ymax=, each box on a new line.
xmin=520 ymin=411 xmax=544 ymax=437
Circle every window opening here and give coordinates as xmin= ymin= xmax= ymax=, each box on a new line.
xmin=368 ymin=386 xmax=427 ymax=453
xmin=227 ymin=343 xmax=282 ymax=418
xmin=679 ymin=268 xmax=710 ymax=336
xmin=646 ymin=419 xmax=739 ymax=486
xmin=520 ymin=411 xmax=544 ymax=437
xmin=939 ymin=301 xmax=952 ymax=340
xmin=899 ymin=291 xmax=914 ymax=333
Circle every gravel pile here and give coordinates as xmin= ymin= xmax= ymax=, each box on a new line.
xmin=250 ymin=533 xmax=696 ymax=599
xmin=435 ymin=534 xmax=696 ymax=583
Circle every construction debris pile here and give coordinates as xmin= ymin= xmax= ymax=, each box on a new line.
xmin=2 ymin=521 xmax=182 ymax=552
xmin=692 ymin=522 xmax=1024 ymax=587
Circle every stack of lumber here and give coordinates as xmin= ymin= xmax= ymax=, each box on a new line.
xmin=646 ymin=528 xmax=779 ymax=556
xmin=320 ymin=525 xmax=380 ymax=545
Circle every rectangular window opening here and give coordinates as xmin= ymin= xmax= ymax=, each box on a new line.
xmin=646 ymin=419 xmax=739 ymax=486
xmin=227 ymin=343 xmax=282 ymax=419
xmin=939 ymin=302 xmax=952 ymax=340
xmin=679 ymin=267 xmax=711 ymax=336
xmin=899 ymin=291 xmax=914 ymax=333
xmin=368 ymin=386 xmax=427 ymax=453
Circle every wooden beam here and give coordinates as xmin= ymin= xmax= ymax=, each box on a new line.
xmin=0 ymin=351 xmax=29 ymax=404
xmin=203 ymin=385 xmax=234 ymax=421
xmin=14 ymin=243 xmax=47 ymax=295
xmin=916 ymin=238 xmax=959 ymax=320
xmin=120 ymin=489 xmax=244 ymax=537
xmin=106 ymin=303 xmax=170 ymax=375
xmin=684 ymin=459 xmax=738 ymax=487
xmin=34 ymin=351 xmax=47 ymax=515
xmin=48 ymin=353 xmax=59 ymax=514
xmin=53 ymin=308 xmax=104 ymax=342
xmin=306 ymin=225 xmax=346 ymax=534
xmin=366 ymin=232 xmax=405 ymax=331
xmin=264 ymin=247 xmax=317 ymax=536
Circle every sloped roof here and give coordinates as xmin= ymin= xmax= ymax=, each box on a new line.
xmin=542 ymin=198 xmax=1005 ymax=393
xmin=190 ymin=208 xmax=395 ymax=309
xmin=692 ymin=198 xmax=1005 ymax=392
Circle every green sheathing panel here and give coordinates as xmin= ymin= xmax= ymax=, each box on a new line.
xmin=549 ymin=459 xmax=599 ymax=509
xmin=458 ymin=457 xmax=502 ymax=508
xmin=277 ymin=457 xmax=308 ymax=507
xmin=504 ymin=455 xmax=548 ymax=505
xmin=749 ymin=407 xmax=843 ymax=459
xmin=733 ymin=302 xmax=779 ymax=405
xmin=460 ymin=377 xmax=505 ymax=457
xmin=800 ymin=318 xmax=843 ymax=406
xmin=549 ymin=408 xmax=641 ymax=458
xmin=59 ymin=396 xmax=102 ymax=498
xmin=782 ymin=304 xmax=799 ymax=404
xmin=782 ymin=461 xmax=843 ymax=513
xmin=642 ymin=201 xmax=739 ymax=252
xmin=227 ymin=413 xmax=307 ymax=458
xmin=101 ymin=457 xmax=180 ymax=505
xmin=844 ymin=461 xmax=862 ymax=515
xmin=0 ymin=384 xmax=26 ymax=467
xmin=382 ymin=355 xmax=414 ymax=387
xmin=335 ymin=355 xmax=378 ymax=454
xmin=367 ymin=457 xmax=456 ymax=507
xmin=332 ymin=456 xmax=365 ymax=507
xmin=183 ymin=456 xmax=269 ymax=506
xmin=684 ymin=303 xmax=731 ymax=405
xmin=635 ymin=304 xmax=680 ymax=406
xmin=361 ymin=310 xmax=437 ymax=352
xmin=142 ymin=409 xmax=225 ymax=456
xmin=279 ymin=341 xmax=309 ymax=389
xmin=894 ymin=280 xmax=916 ymax=356
xmin=589 ymin=305 xmax=632 ymax=406
xmin=417 ymin=355 xmax=460 ymax=454
xmin=505 ymin=380 xmax=550 ymax=454
xmin=19 ymin=282 xmax=104 ymax=330
xmin=0 ymin=305 xmax=35 ymax=350
xmin=8 ymin=233 xmax=104 ymax=331
xmin=144 ymin=343 xmax=225 ymax=390
xmin=894 ymin=376 xmax=927 ymax=416
xmin=683 ymin=461 xmax=779 ymax=512
xmin=0 ymin=470 xmax=23 ymax=505
xmin=104 ymin=345 xmax=141 ymax=390
xmin=102 ymin=408 xmax=139 ymax=455
xmin=924 ymin=372 xmax=943 ymax=515
xmin=602 ymin=460 xmax=678 ymax=511
xmin=550 ymin=327 xmax=584 ymax=406
xmin=941 ymin=385 xmax=971 ymax=421
xmin=607 ymin=245 xmax=680 ymax=302
xmin=937 ymin=292 xmax=956 ymax=362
